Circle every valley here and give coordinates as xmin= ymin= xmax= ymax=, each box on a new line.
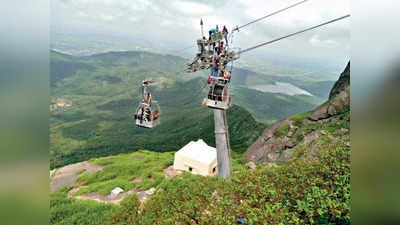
xmin=50 ymin=50 xmax=330 ymax=168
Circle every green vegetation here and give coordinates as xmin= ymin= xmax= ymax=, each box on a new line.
xmin=75 ymin=150 xmax=174 ymax=196
xmin=76 ymin=169 xmax=86 ymax=175
xmin=291 ymin=111 xmax=312 ymax=127
xmin=50 ymin=186 xmax=116 ymax=225
xmin=274 ymin=124 xmax=290 ymax=138
xmin=111 ymin=141 xmax=349 ymax=224
xmin=51 ymin=140 xmax=350 ymax=224
xmin=69 ymin=150 xmax=247 ymax=198
xmin=50 ymin=50 xmax=269 ymax=169
xmin=232 ymin=86 xmax=322 ymax=124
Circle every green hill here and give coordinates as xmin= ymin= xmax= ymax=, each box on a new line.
xmin=50 ymin=60 xmax=350 ymax=225
xmin=50 ymin=50 xmax=326 ymax=168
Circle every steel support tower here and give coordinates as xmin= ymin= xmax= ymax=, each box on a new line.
xmin=213 ymin=109 xmax=231 ymax=178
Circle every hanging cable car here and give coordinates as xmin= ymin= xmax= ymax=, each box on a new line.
xmin=184 ymin=20 xmax=239 ymax=111
xmin=203 ymin=76 xmax=232 ymax=110
xmin=133 ymin=80 xmax=161 ymax=129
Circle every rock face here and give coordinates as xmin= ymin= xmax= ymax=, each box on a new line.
xmin=245 ymin=119 xmax=297 ymax=162
xmin=244 ymin=62 xmax=350 ymax=163
xmin=309 ymin=62 xmax=350 ymax=121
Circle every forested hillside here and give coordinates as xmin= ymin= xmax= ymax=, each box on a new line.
xmin=50 ymin=50 xmax=326 ymax=168
xmin=50 ymin=58 xmax=350 ymax=225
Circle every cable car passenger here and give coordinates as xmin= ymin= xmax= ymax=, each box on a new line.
xmin=144 ymin=108 xmax=151 ymax=122
xmin=153 ymin=110 xmax=160 ymax=121
xmin=208 ymin=76 xmax=213 ymax=84
xmin=225 ymin=70 xmax=231 ymax=81
xmin=146 ymin=93 xmax=152 ymax=105
xmin=208 ymin=86 xmax=213 ymax=100
xmin=137 ymin=107 xmax=144 ymax=123
xmin=223 ymin=26 xmax=229 ymax=44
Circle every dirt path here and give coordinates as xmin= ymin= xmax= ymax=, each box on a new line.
xmin=51 ymin=162 xmax=183 ymax=204
xmin=50 ymin=161 xmax=104 ymax=192
xmin=68 ymin=187 xmax=156 ymax=204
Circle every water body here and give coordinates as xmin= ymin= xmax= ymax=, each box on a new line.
xmin=249 ymin=82 xmax=313 ymax=96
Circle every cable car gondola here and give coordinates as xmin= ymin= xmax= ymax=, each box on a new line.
xmin=203 ymin=76 xmax=232 ymax=110
xmin=133 ymin=80 xmax=161 ymax=129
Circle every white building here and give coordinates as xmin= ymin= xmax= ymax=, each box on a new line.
xmin=173 ymin=139 xmax=218 ymax=176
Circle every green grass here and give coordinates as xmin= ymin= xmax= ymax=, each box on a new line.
xmin=51 ymin=140 xmax=350 ymax=224
xmin=50 ymin=186 xmax=116 ymax=225
xmin=50 ymin=107 xmax=350 ymax=225
xmin=71 ymin=149 xmax=249 ymax=197
xmin=274 ymin=124 xmax=290 ymax=138
xmin=107 ymin=141 xmax=350 ymax=224
xmin=291 ymin=111 xmax=312 ymax=127
xmin=75 ymin=150 xmax=174 ymax=196
xmin=76 ymin=169 xmax=86 ymax=175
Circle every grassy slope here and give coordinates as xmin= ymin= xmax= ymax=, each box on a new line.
xmin=51 ymin=109 xmax=350 ymax=224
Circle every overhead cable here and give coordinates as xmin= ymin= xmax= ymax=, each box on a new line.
xmin=232 ymin=0 xmax=310 ymax=32
xmin=239 ymin=14 xmax=350 ymax=54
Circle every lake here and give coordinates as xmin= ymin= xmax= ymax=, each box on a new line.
xmin=249 ymin=82 xmax=313 ymax=96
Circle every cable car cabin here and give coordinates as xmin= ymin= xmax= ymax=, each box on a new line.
xmin=134 ymin=102 xmax=160 ymax=129
xmin=204 ymin=77 xmax=231 ymax=110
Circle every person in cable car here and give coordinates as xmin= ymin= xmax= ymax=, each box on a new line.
xmin=146 ymin=92 xmax=152 ymax=105
xmin=223 ymin=26 xmax=229 ymax=44
xmin=224 ymin=70 xmax=231 ymax=82
xmin=144 ymin=107 xmax=151 ymax=122
xmin=137 ymin=107 xmax=144 ymax=123
xmin=153 ymin=110 xmax=160 ymax=121
xmin=208 ymin=85 xmax=213 ymax=100
xmin=208 ymin=76 xmax=213 ymax=84
xmin=207 ymin=36 xmax=212 ymax=51
xmin=218 ymin=41 xmax=224 ymax=55
xmin=212 ymin=59 xmax=219 ymax=77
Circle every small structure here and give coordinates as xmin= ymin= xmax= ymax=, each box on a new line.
xmin=173 ymin=139 xmax=218 ymax=176
xmin=110 ymin=187 xmax=124 ymax=198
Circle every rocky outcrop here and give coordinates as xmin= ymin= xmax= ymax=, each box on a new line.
xmin=245 ymin=62 xmax=350 ymax=163
xmin=309 ymin=62 xmax=350 ymax=121
xmin=244 ymin=119 xmax=299 ymax=162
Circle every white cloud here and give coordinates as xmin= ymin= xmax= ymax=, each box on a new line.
xmin=100 ymin=14 xmax=114 ymax=21
xmin=52 ymin=0 xmax=350 ymax=69
xmin=310 ymin=35 xmax=340 ymax=48
xmin=172 ymin=1 xmax=213 ymax=16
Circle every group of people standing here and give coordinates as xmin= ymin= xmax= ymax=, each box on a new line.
xmin=188 ymin=25 xmax=233 ymax=75
xmin=207 ymin=25 xmax=232 ymax=82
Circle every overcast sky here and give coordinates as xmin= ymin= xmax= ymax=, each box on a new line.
xmin=52 ymin=0 xmax=350 ymax=71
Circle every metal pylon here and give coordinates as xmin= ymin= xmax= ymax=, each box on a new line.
xmin=213 ymin=109 xmax=231 ymax=178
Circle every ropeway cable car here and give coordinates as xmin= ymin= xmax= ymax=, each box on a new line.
xmin=185 ymin=20 xmax=240 ymax=110
xmin=203 ymin=76 xmax=232 ymax=110
xmin=133 ymin=80 xmax=161 ymax=129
